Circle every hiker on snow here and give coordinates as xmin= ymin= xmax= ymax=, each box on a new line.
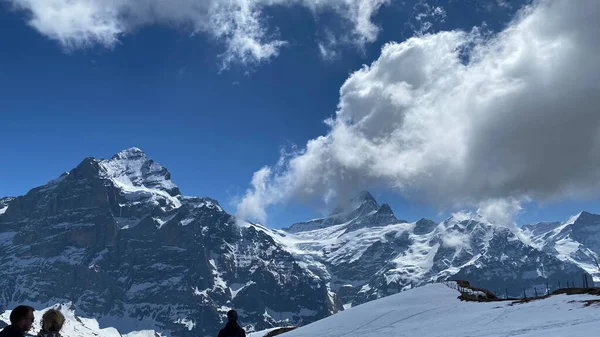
xmin=218 ymin=310 xmax=245 ymax=337
xmin=0 ymin=305 xmax=35 ymax=337
xmin=37 ymin=309 xmax=65 ymax=337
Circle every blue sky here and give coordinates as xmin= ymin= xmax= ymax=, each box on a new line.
xmin=1 ymin=0 xmax=599 ymax=228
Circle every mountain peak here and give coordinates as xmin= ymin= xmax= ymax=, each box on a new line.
xmin=562 ymin=211 xmax=589 ymax=226
xmin=330 ymin=191 xmax=379 ymax=217
xmin=100 ymin=148 xmax=181 ymax=199
xmin=353 ymin=191 xmax=376 ymax=204
xmin=413 ymin=218 xmax=437 ymax=235
xmin=377 ymin=203 xmax=394 ymax=216
xmin=111 ymin=147 xmax=146 ymax=160
xmin=566 ymin=211 xmax=600 ymax=227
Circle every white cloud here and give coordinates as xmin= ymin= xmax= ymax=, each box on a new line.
xmin=237 ymin=0 xmax=600 ymax=223
xmin=441 ymin=230 xmax=472 ymax=250
xmin=7 ymin=0 xmax=388 ymax=67
xmin=410 ymin=2 xmax=447 ymax=35
xmin=318 ymin=29 xmax=341 ymax=61
xmin=477 ymin=198 xmax=523 ymax=228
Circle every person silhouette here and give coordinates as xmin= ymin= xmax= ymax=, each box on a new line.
xmin=217 ymin=310 xmax=245 ymax=337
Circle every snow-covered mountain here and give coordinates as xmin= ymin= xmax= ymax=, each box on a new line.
xmin=259 ymin=193 xmax=590 ymax=306
xmin=284 ymin=191 xmax=406 ymax=234
xmin=0 ymin=148 xmax=341 ymax=337
xmin=524 ymin=211 xmax=600 ymax=282
xmin=1 ymin=148 xmax=596 ymax=337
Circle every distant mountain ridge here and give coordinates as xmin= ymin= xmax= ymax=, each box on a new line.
xmin=0 ymin=148 xmax=597 ymax=336
xmin=283 ymin=191 xmax=407 ymax=234
xmin=273 ymin=205 xmax=593 ymax=306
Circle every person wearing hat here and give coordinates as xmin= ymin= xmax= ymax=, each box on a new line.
xmin=217 ymin=310 xmax=245 ymax=337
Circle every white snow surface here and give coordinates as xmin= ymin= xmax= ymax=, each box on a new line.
xmin=0 ymin=206 xmax=7 ymax=215
xmin=282 ymin=284 xmax=600 ymax=337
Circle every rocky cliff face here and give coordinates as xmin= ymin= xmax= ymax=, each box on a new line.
xmin=0 ymin=148 xmax=341 ymax=336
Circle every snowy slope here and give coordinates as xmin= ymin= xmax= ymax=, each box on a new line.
xmin=524 ymin=212 xmax=600 ymax=282
xmin=282 ymin=283 xmax=600 ymax=337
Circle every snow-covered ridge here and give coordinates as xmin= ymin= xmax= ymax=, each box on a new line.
xmin=98 ymin=147 xmax=182 ymax=210
xmin=524 ymin=211 xmax=600 ymax=282
xmin=283 ymin=191 xmax=406 ymax=234
xmin=249 ymin=204 xmax=593 ymax=307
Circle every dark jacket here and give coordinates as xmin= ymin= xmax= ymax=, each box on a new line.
xmin=37 ymin=331 xmax=61 ymax=337
xmin=0 ymin=325 xmax=25 ymax=337
xmin=217 ymin=322 xmax=246 ymax=337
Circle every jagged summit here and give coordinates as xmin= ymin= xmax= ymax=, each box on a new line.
xmin=100 ymin=147 xmax=181 ymax=198
xmin=111 ymin=147 xmax=146 ymax=160
xmin=329 ymin=190 xmax=379 ymax=216
xmin=570 ymin=211 xmax=600 ymax=226
xmin=284 ymin=191 xmax=405 ymax=233
xmin=351 ymin=190 xmax=377 ymax=205
xmin=376 ymin=203 xmax=394 ymax=216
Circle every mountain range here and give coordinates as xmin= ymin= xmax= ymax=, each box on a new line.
xmin=1 ymin=148 xmax=598 ymax=336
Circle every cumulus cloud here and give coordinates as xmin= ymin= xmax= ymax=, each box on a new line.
xmin=477 ymin=198 xmax=523 ymax=228
xmin=6 ymin=0 xmax=388 ymax=67
xmin=237 ymin=0 xmax=600 ymax=223
xmin=440 ymin=230 xmax=472 ymax=250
